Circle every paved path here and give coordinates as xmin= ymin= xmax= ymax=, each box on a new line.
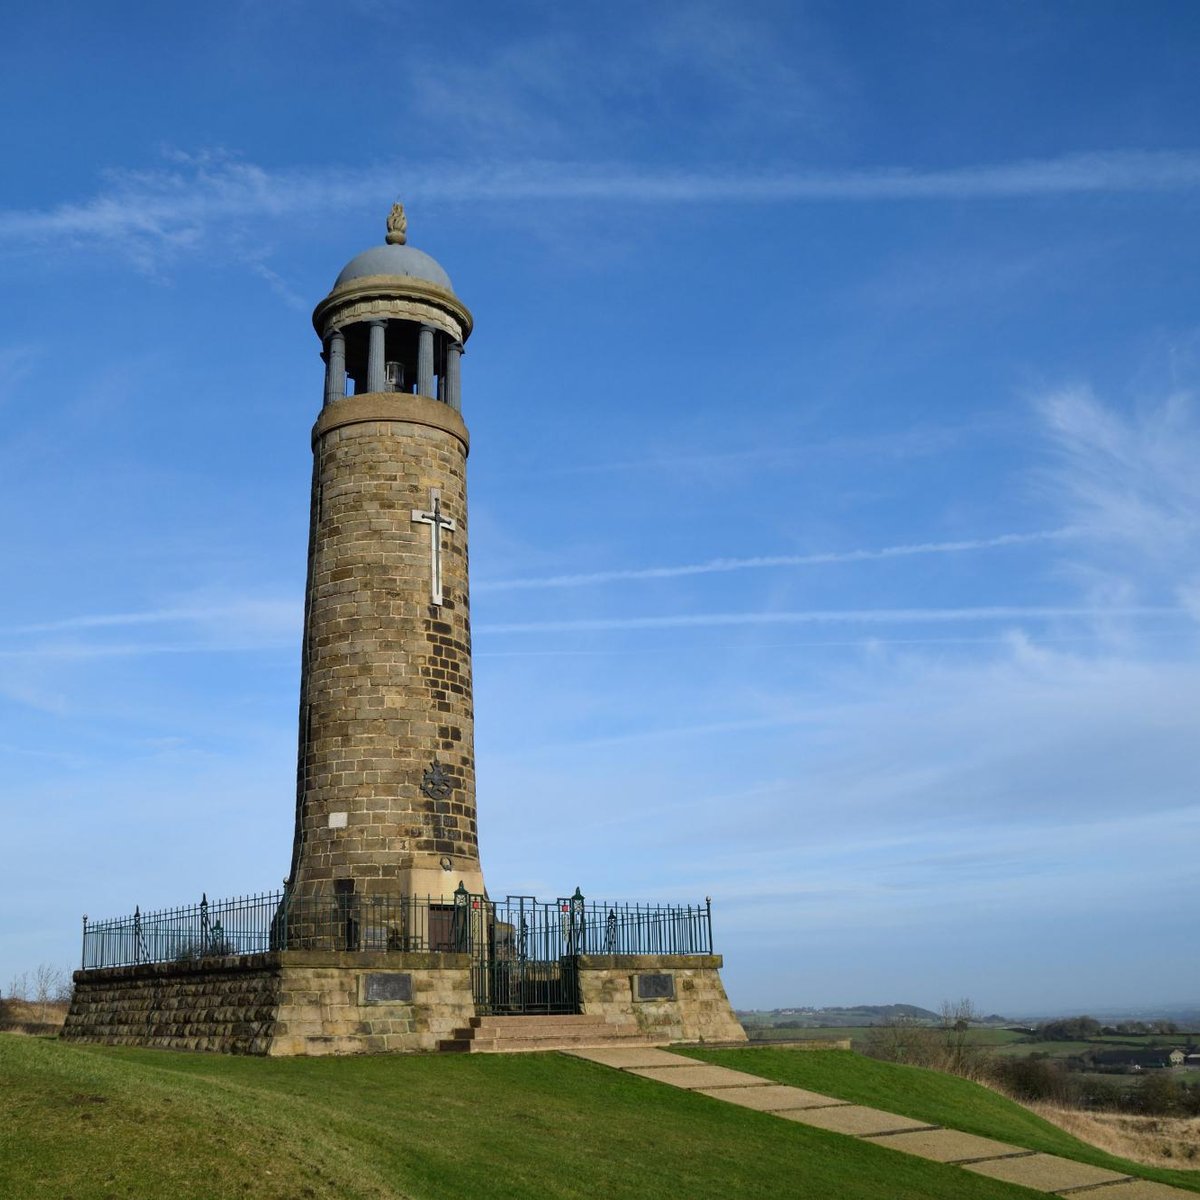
xmin=562 ymin=1047 xmax=1194 ymax=1198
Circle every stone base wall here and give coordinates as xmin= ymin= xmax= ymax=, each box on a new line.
xmin=63 ymin=951 xmax=474 ymax=1056
xmin=577 ymin=954 xmax=746 ymax=1044
xmin=271 ymin=951 xmax=474 ymax=1056
xmin=62 ymin=955 xmax=280 ymax=1054
xmin=63 ymin=951 xmax=744 ymax=1054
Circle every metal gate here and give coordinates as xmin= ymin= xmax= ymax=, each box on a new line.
xmin=470 ymin=892 xmax=583 ymax=1015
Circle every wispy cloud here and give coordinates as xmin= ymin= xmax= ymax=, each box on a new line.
xmin=477 ymin=528 xmax=1080 ymax=592
xmin=1034 ymin=385 xmax=1200 ymax=614
xmin=478 ymin=604 xmax=1180 ymax=636
xmin=5 ymin=149 xmax=1200 ymax=268
xmin=251 ymin=263 xmax=308 ymax=312
xmin=2 ymin=598 xmax=299 ymax=638
xmin=492 ymin=425 xmax=967 ymax=481
xmin=0 ymin=342 xmax=41 ymax=411
xmin=1037 ymin=385 xmax=1200 ymax=552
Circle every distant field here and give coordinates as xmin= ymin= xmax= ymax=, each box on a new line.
xmin=1093 ymin=1034 xmax=1192 ymax=1046
xmin=747 ymin=1024 xmax=1026 ymax=1050
xmin=0 ymin=1035 xmax=1052 ymax=1200
xmin=989 ymin=1040 xmax=1099 ymax=1057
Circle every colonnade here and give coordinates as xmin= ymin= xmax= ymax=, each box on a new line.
xmin=321 ymin=320 xmax=463 ymax=410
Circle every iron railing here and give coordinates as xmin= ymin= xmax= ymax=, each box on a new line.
xmin=80 ymin=887 xmax=714 ymax=971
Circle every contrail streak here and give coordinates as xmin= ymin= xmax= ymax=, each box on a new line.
xmin=476 ymin=528 xmax=1082 ymax=592
xmin=478 ymin=605 xmax=1180 ymax=636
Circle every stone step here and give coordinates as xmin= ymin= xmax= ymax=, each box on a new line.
xmin=439 ymin=1033 xmax=656 ymax=1054
xmin=469 ymin=1014 xmax=619 ymax=1030
xmin=457 ymin=1028 xmax=641 ymax=1047
xmin=439 ymin=1012 xmax=652 ymax=1054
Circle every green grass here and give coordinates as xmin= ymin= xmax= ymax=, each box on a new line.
xmin=682 ymin=1046 xmax=1200 ymax=1193
xmin=0 ymin=1035 xmax=1050 ymax=1200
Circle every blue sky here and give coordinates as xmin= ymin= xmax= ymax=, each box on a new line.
xmin=2 ymin=1 xmax=1199 ymax=1014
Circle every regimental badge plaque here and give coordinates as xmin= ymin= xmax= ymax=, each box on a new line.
xmin=362 ymin=972 xmax=413 ymax=1003
xmin=634 ymin=972 xmax=675 ymax=1001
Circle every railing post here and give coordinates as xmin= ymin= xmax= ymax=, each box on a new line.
xmin=279 ymin=883 xmax=291 ymax=952
xmin=453 ymin=881 xmax=470 ymax=952
xmin=705 ymin=896 xmax=713 ymax=955
xmin=81 ymin=914 xmax=88 ymax=970
xmin=569 ymin=886 xmax=585 ymax=955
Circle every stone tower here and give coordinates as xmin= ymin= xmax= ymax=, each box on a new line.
xmin=287 ymin=205 xmax=484 ymax=902
xmin=64 ymin=205 xmax=746 ymax=1056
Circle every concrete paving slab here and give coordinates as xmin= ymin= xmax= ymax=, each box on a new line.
xmin=561 ymin=1046 xmax=689 ymax=1069
xmin=1091 ymin=1182 xmax=1200 ymax=1199
xmin=964 ymin=1153 xmax=1129 ymax=1192
xmin=693 ymin=1084 xmax=844 ymax=1112
xmin=626 ymin=1064 xmax=776 ymax=1089
xmin=779 ymin=1104 xmax=938 ymax=1136
xmin=867 ymin=1128 xmax=1028 ymax=1163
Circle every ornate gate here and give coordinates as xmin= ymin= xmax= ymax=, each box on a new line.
xmin=469 ymin=891 xmax=584 ymax=1016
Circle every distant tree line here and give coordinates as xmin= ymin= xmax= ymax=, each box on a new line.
xmin=1034 ymin=1015 xmax=1185 ymax=1040
xmin=864 ymin=1004 xmax=1200 ymax=1118
xmin=1 ymin=965 xmax=72 ymax=1029
xmin=991 ymin=1057 xmax=1200 ymax=1117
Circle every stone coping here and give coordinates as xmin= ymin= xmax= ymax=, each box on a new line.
xmin=313 ymin=274 xmax=473 ymax=340
xmin=576 ymin=954 xmax=724 ymax=970
xmin=313 ymin=392 xmax=469 ymax=451
xmin=74 ymin=949 xmax=471 ymax=983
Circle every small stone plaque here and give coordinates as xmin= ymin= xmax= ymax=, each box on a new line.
xmin=363 ymin=972 xmax=412 ymax=1003
xmin=328 ymin=811 xmax=348 ymax=829
xmin=634 ymin=972 xmax=675 ymax=1001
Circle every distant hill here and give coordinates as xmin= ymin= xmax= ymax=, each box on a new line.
xmin=736 ymin=1003 xmax=941 ymax=1027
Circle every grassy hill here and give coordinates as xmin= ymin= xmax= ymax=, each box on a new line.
xmin=1 ymin=1035 xmax=1195 ymax=1200
xmin=684 ymin=1046 xmax=1200 ymax=1192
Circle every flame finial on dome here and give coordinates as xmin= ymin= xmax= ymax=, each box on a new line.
xmin=386 ymin=202 xmax=408 ymax=246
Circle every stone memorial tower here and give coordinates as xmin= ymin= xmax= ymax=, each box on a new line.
xmin=288 ymin=204 xmax=485 ymax=902
xmin=63 ymin=205 xmax=745 ymax=1056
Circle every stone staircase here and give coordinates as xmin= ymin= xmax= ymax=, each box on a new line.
xmin=438 ymin=1013 xmax=655 ymax=1054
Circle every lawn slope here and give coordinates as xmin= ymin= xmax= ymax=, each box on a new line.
xmin=0 ymin=1036 xmax=1045 ymax=1200
xmin=683 ymin=1046 xmax=1200 ymax=1193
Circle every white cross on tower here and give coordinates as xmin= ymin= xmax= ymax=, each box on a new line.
xmin=410 ymin=488 xmax=457 ymax=607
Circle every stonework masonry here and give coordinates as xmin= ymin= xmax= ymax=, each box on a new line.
xmin=63 ymin=952 xmax=476 ymax=1056
xmin=62 ymin=215 xmax=748 ymax=1056
xmin=291 ymin=397 xmax=482 ymax=901
xmin=578 ymin=955 xmax=747 ymax=1044
xmin=61 ymin=952 xmax=742 ymax=1055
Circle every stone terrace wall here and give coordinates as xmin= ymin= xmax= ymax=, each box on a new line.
xmin=271 ymin=950 xmax=474 ymax=1056
xmin=577 ymin=954 xmax=747 ymax=1045
xmin=63 ymin=951 xmax=476 ymax=1056
xmin=63 ymin=954 xmax=280 ymax=1054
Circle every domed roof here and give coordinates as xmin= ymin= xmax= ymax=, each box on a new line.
xmin=332 ymin=204 xmax=453 ymax=292
xmin=333 ymin=242 xmax=453 ymax=292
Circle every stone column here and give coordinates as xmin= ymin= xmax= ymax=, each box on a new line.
xmin=417 ymin=325 xmax=435 ymax=398
xmin=366 ymin=320 xmax=387 ymax=393
xmin=446 ymin=341 xmax=463 ymax=412
xmin=323 ymin=329 xmax=346 ymax=407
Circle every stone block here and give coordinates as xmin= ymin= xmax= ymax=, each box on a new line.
xmin=778 ymin=1104 xmax=933 ymax=1134
xmin=693 ymin=1085 xmax=841 ymax=1112
xmin=1093 ymin=1183 xmax=1200 ymax=1199
xmin=964 ymin=1153 xmax=1130 ymax=1192
xmin=562 ymin=1047 xmax=690 ymax=1069
xmin=868 ymin=1129 xmax=1026 ymax=1163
